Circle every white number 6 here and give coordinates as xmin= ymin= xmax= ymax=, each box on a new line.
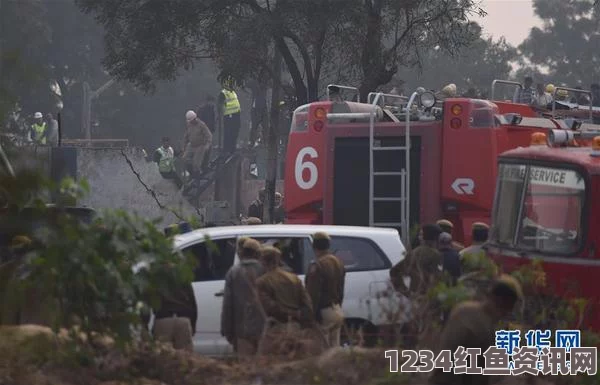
xmin=294 ymin=147 xmax=318 ymax=190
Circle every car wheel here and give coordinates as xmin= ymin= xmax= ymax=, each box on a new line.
xmin=340 ymin=319 xmax=379 ymax=348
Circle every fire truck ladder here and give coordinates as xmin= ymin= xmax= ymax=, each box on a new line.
xmin=368 ymin=91 xmax=418 ymax=245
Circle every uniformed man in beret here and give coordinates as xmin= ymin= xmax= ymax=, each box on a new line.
xmin=256 ymin=246 xmax=314 ymax=329
xmin=429 ymin=275 xmax=523 ymax=385
xmin=305 ymin=232 xmax=346 ymax=348
xmin=221 ymin=238 xmax=266 ymax=357
xmin=436 ymin=219 xmax=464 ymax=251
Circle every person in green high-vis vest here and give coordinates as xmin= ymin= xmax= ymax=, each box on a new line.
xmin=153 ymin=137 xmax=182 ymax=188
xmin=218 ymin=77 xmax=241 ymax=155
xmin=29 ymin=112 xmax=47 ymax=145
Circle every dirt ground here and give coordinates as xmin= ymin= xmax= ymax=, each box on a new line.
xmin=0 ymin=325 xmax=570 ymax=385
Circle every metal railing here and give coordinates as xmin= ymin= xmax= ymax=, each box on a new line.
xmin=326 ymin=84 xmax=360 ymax=103
xmin=491 ymin=79 xmax=523 ymax=101
xmin=551 ymin=86 xmax=593 ymax=121
xmin=61 ymin=139 xmax=129 ymax=148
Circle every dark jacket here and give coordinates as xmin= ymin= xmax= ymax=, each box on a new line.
xmin=220 ymin=259 xmax=266 ymax=342
xmin=248 ymin=200 xmax=263 ymax=221
xmin=197 ymin=103 xmax=216 ymax=133
xmin=440 ymin=247 xmax=461 ymax=285
xmin=305 ymin=254 xmax=345 ymax=319
xmin=153 ymin=283 xmax=198 ymax=333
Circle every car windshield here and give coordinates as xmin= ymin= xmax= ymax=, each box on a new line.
xmin=491 ymin=163 xmax=585 ymax=254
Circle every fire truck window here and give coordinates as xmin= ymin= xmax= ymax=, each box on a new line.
xmin=492 ymin=164 xmax=527 ymax=245
xmin=325 ymin=236 xmax=390 ymax=272
xmin=517 ymin=167 xmax=584 ymax=254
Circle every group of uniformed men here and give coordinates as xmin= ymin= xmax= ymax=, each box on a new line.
xmin=149 ymin=231 xmax=347 ymax=357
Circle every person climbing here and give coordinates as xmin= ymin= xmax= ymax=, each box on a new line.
xmin=182 ymin=110 xmax=212 ymax=182
xmin=218 ymin=77 xmax=241 ymax=155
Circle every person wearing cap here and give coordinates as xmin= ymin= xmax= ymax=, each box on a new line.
xmin=460 ymin=222 xmax=498 ymax=280
xmin=218 ymin=77 xmax=242 ymax=155
xmin=29 ymin=112 xmax=47 ymax=145
xmin=248 ymin=188 xmax=265 ymax=222
xmin=182 ymin=110 xmax=212 ymax=180
xmin=256 ymin=246 xmax=315 ymax=331
xmin=221 ymin=238 xmax=266 ymax=357
xmin=390 ymin=223 xmax=443 ymax=296
xmin=536 ymin=83 xmax=553 ymax=108
xmin=305 ymin=232 xmax=345 ymax=348
xmin=153 ymin=136 xmax=182 ymax=188
xmin=436 ymin=219 xmax=464 ymax=252
xmin=428 ymin=275 xmax=523 ymax=385
xmin=437 ymin=232 xmax=461 ymax=286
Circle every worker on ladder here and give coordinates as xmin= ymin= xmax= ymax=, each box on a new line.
xmin=218 ymin=76 xmax=242 ymax=156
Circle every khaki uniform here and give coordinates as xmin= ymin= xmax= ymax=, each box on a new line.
xmin=256 ymin=268 xmax=314 ymax=326
xmin=151 ymin=283 xmax=197 ymax=351
xmin=390 ymin=245 xmax=442 ymax=296
xmin=183 ymin=120 xmax=212 ymax=176
xmin=429 ymin=301 xmax=496 ymax=385
xmin=305 ymin=254 xmax=346 ymax=347
xmin=153 ymin=317 xmax=193 ymax=351
xmin=220 ymin=258 xmax=266 ymax=356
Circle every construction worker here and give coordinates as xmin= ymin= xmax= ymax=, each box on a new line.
xmin=389 ymin=224 xmax=443 ymax=296
xmin=149 ymin=275 xmax=198 ymax=351
xmin=45 ymin=113 xmax=59 ymax=146
xmin=29 ymin=112 xmax=47 ymax=145
xmin=153 ymin=137 xmax=182 ymax=188
xmin=305 ymin=232 xmax=345 ymax=348
xmin=182 ymin=110 xmax=212 ymax=180
xmin=218 ymin=77 xmax=241 ymax=155
xmin=256 ymin=246 xmax=315 ymax=330
xmin=460 ymin=222 xmax=498 ymax=280
xmin=436 ymin=219 xmax=464 ymax=251
xmin=247 ymin=188 xmax=265 ymax=222
xmin=428 ymin=275 xmax=523 ymax=385
xmin=221 ymin=238 xmax=266 ymax=357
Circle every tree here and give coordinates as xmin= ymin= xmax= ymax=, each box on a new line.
xmin=395 ymin=23 xmax=518 ymax=98
xmin=519 ymin=0 xmax=600 ymax=86
xmin=76 ymin=0 xmax=484 ymax=105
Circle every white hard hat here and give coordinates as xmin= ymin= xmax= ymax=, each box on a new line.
xmin=441 ymin=84 xmax=457 ymax=97
xmin=34 ymin=112 xmax=43 ymax=119
xmin=185 ymin=110 xmax=197 ymax=122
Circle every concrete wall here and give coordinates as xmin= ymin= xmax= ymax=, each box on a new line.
xmin=7 ymin=145 xmax=284 ymax=227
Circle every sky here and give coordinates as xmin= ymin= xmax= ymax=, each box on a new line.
xmin=474 ymin=0 xmax=543 ymax=46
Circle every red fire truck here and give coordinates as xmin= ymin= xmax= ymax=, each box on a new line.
xmin=283 ymin=80 xmax=599 ymax=245
xmin=488 ymin=129 xmax=600 ymax=330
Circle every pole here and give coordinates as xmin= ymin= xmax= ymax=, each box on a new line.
xmin=82 ymin=79 xmax=115 ymax=144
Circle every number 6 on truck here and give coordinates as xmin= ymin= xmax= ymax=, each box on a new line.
xmin=294 ymin=147 xmax=318 ymax=190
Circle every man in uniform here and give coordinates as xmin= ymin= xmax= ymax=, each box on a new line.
xmin=218 ymin=77 xmax=242 ymax=155
xmin=182 ymin=110 xmax=212 ymax=180
xmin=436 ymin=219 xmax=464 ymax=251
xmin=29 ymin=112 xmax=47 ymax=145
xmin=256 ymin=246 xmax=315 ymax=329
xmin=390 ymin=224 xmax=443 ymax=296
xmin=429 ymin=275 xmax=523 ymax=385
xmin=305 ymin=232 xmax=345 ymax=348
xmin=221 ymin=238 xmax=266 ymax=357
xmin=150 ymin=273 xmax=198 ymax=351
xmin=460 ymin=222 xmax=498 ymax=280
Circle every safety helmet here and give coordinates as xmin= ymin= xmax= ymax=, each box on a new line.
xmin=556 ymin=89 xmax=568 ymax=97
xmin=185 ymin=110 xmax=197 ymax=122
xmin=34 ymin=112 xmax=43 ymax=119
xmin=441 ymin=83 xmax=457 ymax=98
xmin=545 ymin=84 xmax=555 ymax=94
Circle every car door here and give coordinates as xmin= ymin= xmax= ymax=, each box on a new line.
xmin=179 ymin=235 xmax=237 ymax=356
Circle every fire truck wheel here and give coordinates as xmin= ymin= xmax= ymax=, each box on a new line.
xmin=340 ymin=319 xmax=379 ymax=348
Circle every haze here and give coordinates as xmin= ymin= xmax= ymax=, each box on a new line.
xmin=475 ymin=0 xmax=542 ymax=45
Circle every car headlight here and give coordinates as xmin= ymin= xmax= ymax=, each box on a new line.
xmin=420 ymin=91 xmax=436 ymax=108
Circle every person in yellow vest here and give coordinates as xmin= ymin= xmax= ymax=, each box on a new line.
xmin=29 ymin=112 xmax=47 ymax=145
xmin=153 ymin=137 xmax=182 ymax=188
xmin=218 ymin=77 xmax=241 ymax=155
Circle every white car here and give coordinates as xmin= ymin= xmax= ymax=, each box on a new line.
xmin=172 ymin=224 xmax=408 ymax=355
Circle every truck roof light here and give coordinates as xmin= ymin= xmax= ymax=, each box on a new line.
xmin=315 ymin=107 xmax=327 ymax=119
xmin=530 ymin=132 xmax=548 ymax=146
xmin=451 ymin=104 xmax=462 ymax=115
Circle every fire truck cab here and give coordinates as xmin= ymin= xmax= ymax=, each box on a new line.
xmin=488 ymin=130 xmax=600 ymax=330
xmin=284 ymin=80 xmax=600 ymax=245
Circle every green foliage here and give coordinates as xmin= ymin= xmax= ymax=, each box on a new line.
xmin=0 ymin=172 xmax=196 ymax=345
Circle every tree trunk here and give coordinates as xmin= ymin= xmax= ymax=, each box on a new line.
xmin=262 ymin=49 xmax=282 ymax=224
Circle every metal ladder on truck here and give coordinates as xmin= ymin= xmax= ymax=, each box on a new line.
xmin=367 ymin=91 xmax=417 ymax=246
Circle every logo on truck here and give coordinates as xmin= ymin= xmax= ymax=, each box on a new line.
xmin=295 ymin=147 xmax=319 ymax=190
xmin=451 ymin=178 xmax=475 ymax=195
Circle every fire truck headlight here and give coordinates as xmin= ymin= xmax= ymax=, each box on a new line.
xmin=420 ymin=91 xmax=436 ymax=108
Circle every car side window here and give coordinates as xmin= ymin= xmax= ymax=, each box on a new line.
xmin=252 ymin=236 xmax=307 ymax=275
xmin=303 ymin=236 xmax=390 ymax=272
xmin=181 ymin=237 xmax=237 ymax=281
